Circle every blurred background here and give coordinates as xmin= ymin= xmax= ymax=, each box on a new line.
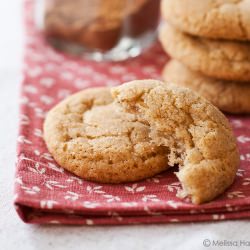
xmin=0 ymin=0 xmax=22 ymax=80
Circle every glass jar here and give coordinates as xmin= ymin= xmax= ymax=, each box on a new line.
xmin=36 ymin=0 xmax=160 ymax=61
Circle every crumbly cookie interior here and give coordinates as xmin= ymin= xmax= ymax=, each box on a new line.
xmin=112 ymin=80 xmax=239 ymax=204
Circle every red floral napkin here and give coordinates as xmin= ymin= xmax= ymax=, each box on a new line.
xmin=14 ymin=0 xmax=250 ymax=225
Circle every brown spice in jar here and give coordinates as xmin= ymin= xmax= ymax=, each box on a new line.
xmin=44 ymin=0 xmax=160 ymax=51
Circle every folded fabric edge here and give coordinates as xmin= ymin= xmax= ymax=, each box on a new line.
xmin=14 ymin=201 xmax=250 ymax=225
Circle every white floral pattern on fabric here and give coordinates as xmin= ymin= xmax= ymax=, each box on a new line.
xmin=14 ymin=0 xmax=250 ymax=225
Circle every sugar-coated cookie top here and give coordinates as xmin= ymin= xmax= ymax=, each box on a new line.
xmin=43 ymin=87 xmax=169 ymax=184
xmin=112 ymin=80 xmax=239 ymax=204
xmin=161 ymin=0 xmax=250 ymax=41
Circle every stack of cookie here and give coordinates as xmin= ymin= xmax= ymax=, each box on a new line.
xmin=159 ymin=0 xmax=250 ymax=114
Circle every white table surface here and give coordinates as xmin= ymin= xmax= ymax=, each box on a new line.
xmin=0 ymin=1 xmax=249 ymax=250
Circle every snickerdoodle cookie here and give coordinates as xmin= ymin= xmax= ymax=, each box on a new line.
xmin=43 ymin=87 xmax=169 ymax=183
xmin=162 ymin=60 xmax=250 ymax=114
xmin=112 ymin=80 xmax=239 ymax=204
xmin=161 ymin=0 xmax=250 ymax=41
xmin=159 ymin=23 xmax=250 ymax=82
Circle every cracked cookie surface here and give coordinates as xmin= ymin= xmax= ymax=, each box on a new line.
xmin=112 ymin=80 xmax=239 ymax=204
xmin=159 ymin=23 xmax=250 ymax=82
xmin=161 ymin=0 xmax=250 ymax=40
xmin=43 ymin=87 xmax=169 ymax=183
xmin=162 ymin=60 xmax=250 ymax=114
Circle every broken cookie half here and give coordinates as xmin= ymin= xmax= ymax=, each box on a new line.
xmin=112 ymin=80 xmax=240 ymax=204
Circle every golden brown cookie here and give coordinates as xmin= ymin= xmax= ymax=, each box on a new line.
xmin=162 ymin=60 xmax=250 ymax=114
xmin=112 ymin=80 xmax=239 ymax=204
xmin=159 ymin=23 xmax=250 ymax=82
xmin=161 ymin=0 xmax=250 ymax=41
xmin=43 ymin=87 xmax=169 ymax=183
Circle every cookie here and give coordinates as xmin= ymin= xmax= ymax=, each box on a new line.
xmin=112 ymin=80 xmax=239 ymax=204
xmin=160 ymin=23 xmax=250 ymax=81
xmin=159 ymin=23 xmax=250 ymax=82
xmin=161 ymin=0 xmax=250 ymax=41
xmin=162 ymin=60 xmax=250 ymax=114
xmin=43 ymin=87 xmax=169 ymax=183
